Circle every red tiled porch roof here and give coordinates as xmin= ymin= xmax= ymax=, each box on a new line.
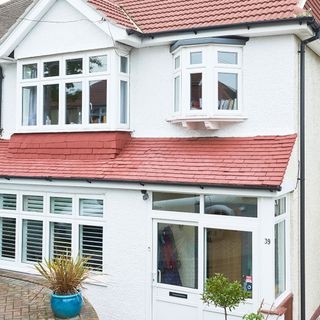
xmin=0 ymin=132 xmax=296 ymax=190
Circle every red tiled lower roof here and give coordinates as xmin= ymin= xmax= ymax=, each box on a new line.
xmin=305 ymin=0 xmax=320 ymax=22
xmin=0 ymin=133 xmax=296 ymax=190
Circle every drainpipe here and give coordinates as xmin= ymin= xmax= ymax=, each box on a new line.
xmin=299 ymin=31 xmax=319 ymax=320
xmin=0 ymin=65 xmax=3 ymax=137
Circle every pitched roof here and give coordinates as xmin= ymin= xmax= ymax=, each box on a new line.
xmin=0 ymin=132 xmax=296 ymax=190
xmin=305 ymin=0 xmax=320 ymax=22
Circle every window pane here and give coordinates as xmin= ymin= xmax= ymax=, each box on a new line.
xmin=0 ymin=217 xmax=16 ymax=260
xmin=89 ymin=80 xmax=106 ymax=124
xmin=218 ymin=73 xmax=238 ymax=110
xmin=153 ymin=193 xmax=200 ymax=213
xmin=50 ymin=222 xmax=72 ymax=258
xmin=44 ymin=61 xmax=59 ymax=77
xmin=206 ymin=229 xmax=252 ymax=296
xmin=175 ymin=56 xmax=180 ymax=69
xmin=89 ymin=55 xmax=107 ymax=73
xmin=80 ymin=199 xmax=103 ymax=217
xmin=23 ymin=195 xmax=43 ymax=212
xmin=22 ymin=86 xmax=37 ymax=126
xmin=43 ymin=84 xmax=59 ymax=125
xmin=190 ymin=52 xmax=202 ymax=64
xmin=218 ymin=52 xmax=238 ymax=65
xmin=158 ymin=223 xmax=198 ymax=289
xmin=275 ymin=198 xmax=286 ymax=217
xmin=275 ymin=221 xmax=286 ymax=297
xmin=190 ymin=73 xmax=202 ymax=110
xmin=50 ymin=197 xmax=72 ymax=215
xmin=205 ymin=195 xmax=257 ymax=218
xmin=80 ymin=225 xmax=103 ymax=271
xmin=22 ymin=219 xmax=43 ymax=263
xmin=174 ymin=76 xmax=180 ymax=112
xmin=120 ymin=56 xmax=128 ymax=73
xmin=120 ymin=80 xmax=128 ymax=124
xmin=66 ymin=82 xmax=82 ymax=124
xmin=66 ymin=58 xmax=83 ymax=75
xmin=0 ymin=194 xmax=16 ymax=211
xmin=23 ymin=64 xmax=37 ymax=79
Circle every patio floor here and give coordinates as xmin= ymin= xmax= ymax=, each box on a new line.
xmin=0 ymin=269 xmax=99 ymax=320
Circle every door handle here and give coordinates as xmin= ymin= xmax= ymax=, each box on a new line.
xmin=157 ymin=269 xmax=162 ymax=283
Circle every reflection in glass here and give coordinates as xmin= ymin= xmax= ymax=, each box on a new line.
xmin=275 ymin=198 xmax=286 ymax=217
xmin=174 ymin=76 xmax=180 ymax=112
xmin=275 ymin=221 xmax=286 ymax=297
xmin=89 ymin=55 xmax=107 ymax=73
xmin=89 ymin=80 xmax=107 ymax=124
xmin=44 ymin=61 xmax=59 ymax=77
xmin=23 ymin=64 xmax=37 ymax=79
xmin=206 ymin=228 xmax=252 ymax=296
xmin=218 ymin=51 xmax=238 ymax=65
xmin=120 ymin=80 xmax=128 ymax=124
xmin=120 ymin=56 xmax=128 ymax=73
xmin=66 ymin=82 xmax=82 ymax=124
xmin=175 ymin=56 xmax=180 ymax=69
xmin=43 ymin=84 xmax=59 ymax=125
xmin=22 ymin=86 xmax=37 ymax=126
xmin=190 ymin=52 xmax=202 ymax=64
xmin=66 ymin=58 xmax=83 ymax=75
xmin=190 ymin=73 xmax=202 ymax=110
xmin=205 ymin=195 xmax=257 ymax=218
xmin=158 ymin=223 xmax=198 ymax=289
xmin=218 ymin=73 xmax=238 ymax=110
xmin=153 ymin=193 xmax=200 ymax=213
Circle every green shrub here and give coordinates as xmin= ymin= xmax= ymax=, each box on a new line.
xmin=243 ymin=313 xmax=264 ymax=320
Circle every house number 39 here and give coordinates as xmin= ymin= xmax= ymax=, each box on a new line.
xmin=265 ymin=238 xmax=271 ymax=245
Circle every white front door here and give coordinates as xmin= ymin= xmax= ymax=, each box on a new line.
xmin=152 ymin=220 xmax=201 ymax=320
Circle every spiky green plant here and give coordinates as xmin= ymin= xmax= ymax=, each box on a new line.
xmin=243 ymin=313 xmax=264 ymax=320
xmin=35 ymin=255 xmax=91 ymax=295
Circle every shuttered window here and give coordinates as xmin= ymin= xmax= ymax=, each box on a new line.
xmin=79 ymin=199 xmax=103 ymax=217
xmin=0 ymin=217 xmax=16 ymax=259
xmin=0 ymin=194 xmax=17 ymax=211
xmin=50 ymin=222 xmax=72 ymax=258
xmin=23 ymin=195 xmax=43 ymax=212
xmin=22 ymin=219 xmax=43 ymax=263
xmin=80 ymin=225 xmax=103 ymax=271
xmin=50 ymin=197 xmax=72 ymax=215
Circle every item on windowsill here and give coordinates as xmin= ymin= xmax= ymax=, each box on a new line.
xmin=35 ymin=255 xmax=91 ymax=319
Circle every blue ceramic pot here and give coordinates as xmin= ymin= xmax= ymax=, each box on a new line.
xmin=51 ymin=290 xmax=83 ymax=319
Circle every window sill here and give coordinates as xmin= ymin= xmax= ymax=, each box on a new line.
xmin=167 ymin=114 xmax=247 ymax=130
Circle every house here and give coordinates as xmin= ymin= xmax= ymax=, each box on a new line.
xmin=0 ymin=0 xmax=319 ymax=319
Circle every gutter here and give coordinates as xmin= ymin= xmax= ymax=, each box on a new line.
xmin=299 ymin=28 xmax=320 ymax=320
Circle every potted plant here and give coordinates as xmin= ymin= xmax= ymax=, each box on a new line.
xmin=36 ymin=255 xmax=91 ymax=319
xmin=202 ymin=273 xmax=250 ymax=320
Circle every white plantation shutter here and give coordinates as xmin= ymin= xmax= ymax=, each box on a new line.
xmin=50 ymin=197 xmax=72 ymax=215
xmin=0 ymin=194 xmax=17 ymax=211
xmin=23 ymin=195 xmax=43 ymax=212
xmin=50 ymin=222 xmax=72 ymax=258
xmin=22 ymin=220 xmax=43 ymax=263
xmin=79 ymin=199 xmax=103 ymax=217
xmin=0 ymin=217 xmax=16 ymax=259
xmin=80 ymin=225 xmax=103 ymax=271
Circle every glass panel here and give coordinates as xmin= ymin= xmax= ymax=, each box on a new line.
xmin=50 ymin=197 xmax=72 ymax=215
xmin=120 ymin=80 xmax=128 ymax=124
xmin=206 ymin=228 xmax=252 ymax=296
xmin=89 ymin=55 xmax=107 ymax=73
xmin=22 ymin=219 xmax=43 ymax=263
xmin=43 ymin=84 xmax=59 ymax=125
xmin=66 ymin=82 xmax=82 ymax=124
xmin=50 ymin=222 xmax=72 ymax=258
xmin=80 ymin=225 xmax=103 ymax=271
xmin=89 ymin=80 xmax=107 ymax=124
xmin=22 ymin=64 xmax=37 ymax=79
xmin=275 ymin=221 xmax=286 ymax=297
xmin=23 ymin=195 xmax=43 ymax=212
xmin=22 ymin=86 xmax=37 ymax=126
xmin=44 ymin=61 xmax=59 ymax=77
xmin=120 ymin=56 xmax=128 ymax=73
xmin=218 ymin=72 xmax=238 ymax=110
xmin=153 ymin=193 xmax=200 ymax=213
xmin=0 ymin=194 xmax=16 ymax=210
xmin=174 ymin=76 xmax=180 ymax=112
xmin=205 ymin=195 xmax=257 ymax=218
xmin=190 ymin=52 xmax=202 ymax=64
xmin=158 ymin=223 xmax=198 ymax=289
xmin=0 ymin=217 xmax=16 ymax=260
xmin=66 ymin=58 xmax=83 ymax=75
xmin=175 ymin=56 xmax=180 ymax=69
xmin=275 ymin=198 xmax=286 ymax=217
xmin=79 ymin=199 xmax=103 ymax=217
xmin=190 ymin=73 xmax=202 ymax=110
xmin=218 ymin=52 xmax=238 ymax=65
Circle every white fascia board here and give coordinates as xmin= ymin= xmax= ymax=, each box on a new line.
xmin=0 ymin=177 xmax=290 ymax=198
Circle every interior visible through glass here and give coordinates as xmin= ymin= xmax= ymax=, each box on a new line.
xmin=89 ymin=80 xmax=107 ymax=124
xmin=43 ymin=84 xmax=59 ymax=125
xmin=22 ymin=64 xmax=37 ymax=79
xmin=66 ymin=82 xmax=82 ymax=124
xmin=218 ymin=72 xmax=238 ymax=110
xmin=190 ymin=73 xmax=202 ymax=110
xmin=22 ymin=86 xmax=37 ymax=126
xmin=44 ymin=61 xmax=59 ymax=77
xmin=153 ymin=193 xmax=200 ymax=213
